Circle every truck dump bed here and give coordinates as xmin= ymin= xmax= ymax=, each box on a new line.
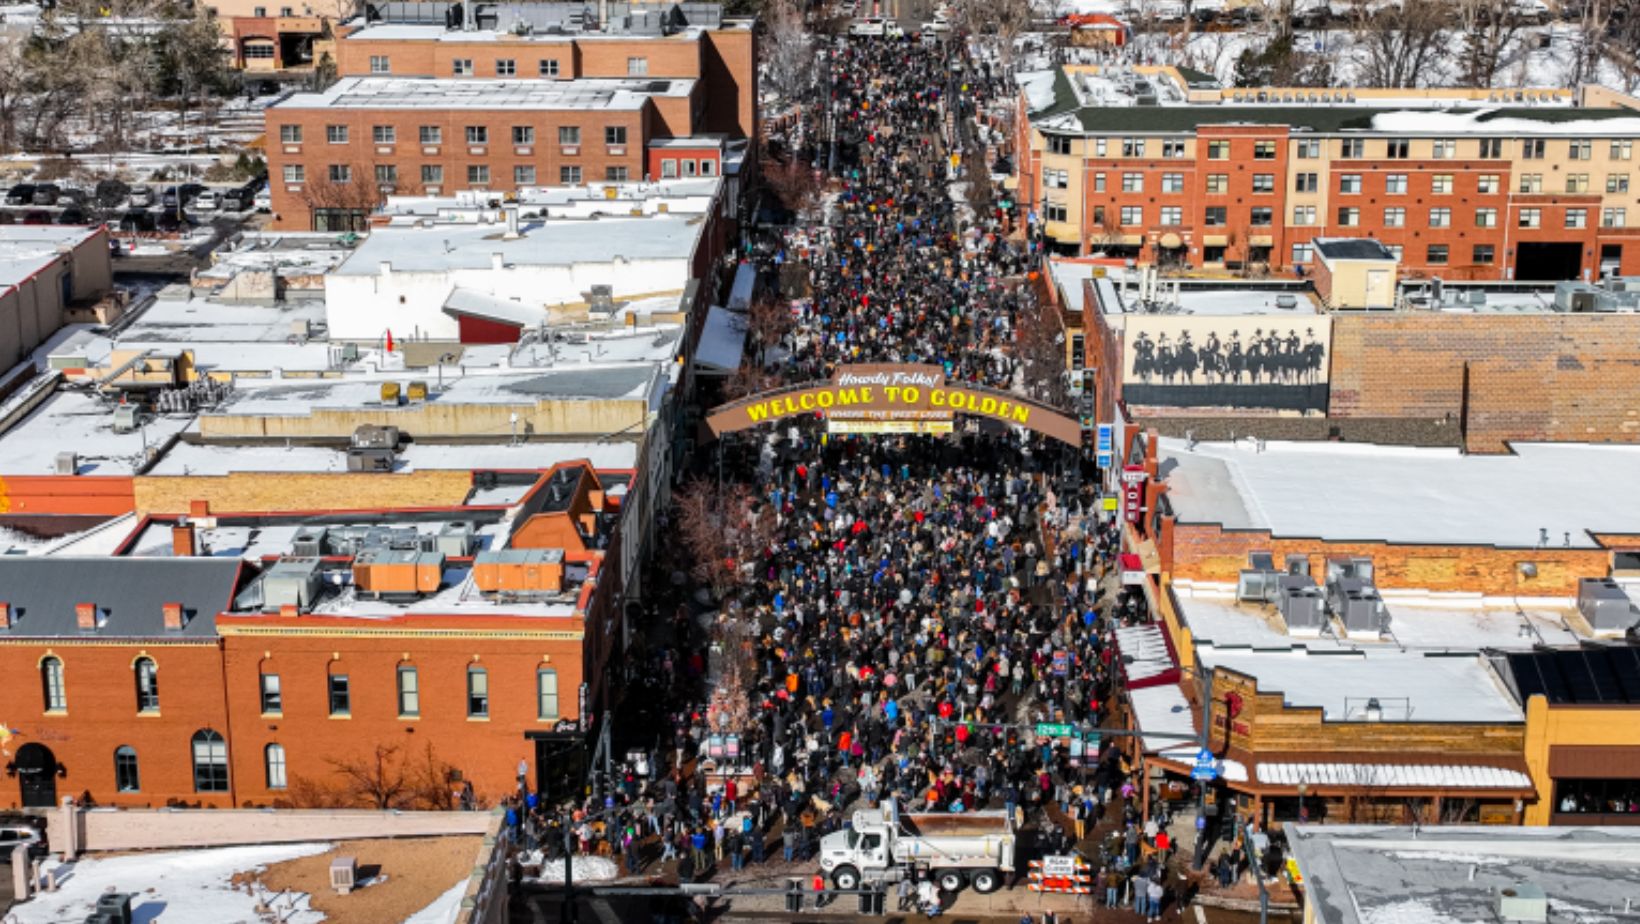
xmin=899 ymin=811 xmax=1012 ymax=838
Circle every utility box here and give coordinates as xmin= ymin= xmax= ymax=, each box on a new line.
xmin=262 ymin=557 xmax=324 ymax=613
xmin=95 ymin=892 xmax=133 ymax=924
xmin=1277 ymin=575 xmax=1326 ymax=632
xmin=473 ymin=548 xmax=564 ymax=593
xmin=1497 ymin=883 xmax=1547 ymax=923
xmin=354 ymin=549 xmax=444 ymax=595
xmin=330 ymin=856 xmax=358 ymax=895
xmin=1578 ymin=578 xmax=1639 ymax=631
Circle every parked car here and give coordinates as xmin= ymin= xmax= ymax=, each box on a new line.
xmin=0 ymin=825 xmax=45 ymax=862
xmin=57 ymin=206 xmax=88 ymax=225
xmin=253 ymin=188 xmax=272 ymax=212
xmin=119 ymin=210 xmax=157 ymax=232
xmin=849 ymin=16 xmax=902 ymax=36
xmin=190 ymin=189 xmax=221 ymax=212
xmin=95 ymin=178 xmax=131 ymax=209
xmin=4 ymin=183 xmax=36 ymax=205
xmin=127 ymin=185 xmax=155 ymax=208
xmin=22 ymin=209 xmax=52 ymax=225
xmin=31 ymin=184 xmax=60 ymax=206
xmin=160 ymin=183 xmax=206 ymax=211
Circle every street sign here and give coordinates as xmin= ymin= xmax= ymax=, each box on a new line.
xmin=1192 ymin=747 xmax=1220 ymax=782
xmin=1096 ymin=423 xmax=1113 ymax=468
xmin=1085 ymin=731 xmax=1102 ymax=750
xmin=1041 ymin=855 xmax=1078 ymax=877
xmin=1036 ymin=723 xmax=1074 ymax=738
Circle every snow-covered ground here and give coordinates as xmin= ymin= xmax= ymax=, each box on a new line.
xmin=521 ymin=853 xmax=620 ymax=884
xmin=402 ymin=880 xmax=469 ymax=924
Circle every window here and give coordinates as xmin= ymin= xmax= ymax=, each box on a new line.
xmin=279 ymin=124 xmax=302 ymax=144
xmin=420 ymin=125 xmax=442 ymax=145
xmin=1253 ymin=140 xmax=1276 ymax=159
xmin=1121 ymin=173 xmax=1143 ymax=193
xmin=1385 ymin=174 xmax=1407 ymax=195
xmin=329 ymin=673 xmax=350 ymax=716
xmin=41 ymin=656 xmax=65 ymax=711
xmin=1203 ymin=245 xmax=1226 ymax=263
xmin=372 ymin=165 xmax=396 ymax=186
xmin=606 ymin=166 xmax=629 ymax=182
xmin=1090 ymin=206 xmax=1105 ymax=226
xmin=1475 ymin=207 xmax=1498 ymax=228
xmin=191 ymin=729 xmax=228 ymax=793
xmin=1566 ymin=208 xmax=1588 ymax=229
xmin=1292 ymin=205 xmax=1316 ymax=225
xmin=468 ymin=165 xmax=490 ymax=185
xmin=1047 ymin=135 xmax=1072 ymax=156
xmin=1252 ymin=174 xmax=1274 ymax=193
xmin=325 ymin=124 xmax=348 ymax=144
xmin=370 ymin=55 xmax=390 ymax=74
xmin=512 ymin=126 xmax=535 ymax=146
xmin=1204 ymin=206 xmax=1227 ymax=226
xmin=421 ymin=165 xmax=443 ymax=185
xmin=661 ymin=159 xmax=678 ymax=178
xmin=1340 ymin=139 xmax=1364 ymax=158
xmin=1431 ymin=139 xmax=1456 ymax=159
xmin=626 ymin=57 xmax=646 ymax=75
xmin=1045 ymin=202 xmax=1068 ymax=223
xmin=1519 ymin=173 xmax=1542 ymax=194
xmin=699 ymin=159 xmax=715 ymax=177
xmin=1604 ymin=207 xmax=1627 ymax=228
xmin=537 ymin=668 xmax=559 ymax=719
xmin=515 ymin=166 xmax=536 ymax=185
xmin=1121 ymin=137 xmax=1147 ymax=157
xmin=605 ymin=126 xmax=627 ymax=146
xmin=1612 ymin=140 xmax=1633 ymax=160
xmin=1426 ymin=244 xmax=1449 ymax=265
xmin=253 ymin=5 xmax=265 ymax=14
xmin=1478 ymin=174 xmax=1499 ymax=194
xmin=467 ymin=666 xmax=489 ymax=718
xmin=1160 ymin=206 xmax=1182 ymax=225
xmin=1480 ymin=138 xmax=1503 ymax=158
xmin=1568 ymin=139 xmax=1592 ymax=160
xmin=466 ymin=125 xmax=488 ymax=145
xmin=1094 ymin=138 xmax=1108 ymax=157
xmin=1339 ymin=174 xmax=1362 ymax=194
xmin=135 ymin=657 xmax=159 ymax=713
xmin=1431 ymin=174 xmax=1453 ymax=195
xmin=1162 ymin=139 xmax=1186 ymax=158
xmin=391 ymin=666 xmax=418 ymax=717
xmin=1093 ymin=173 xmax=1106 ymax=192
xmin=265 ymin=744 xmax=287 ymax=789
xmin=372 ymin=125 xmax=395 ymax=145
xmin=328 ymin=164 xmax=351 ymax=183
xmin=115 ymin=746 xmax=140 ymax=792
xmin=1337 ymin=206 xmax=1360 ymax=227
xmin=1206 ymin=174 xmax=1229 ymax=193
xmin=1162 ymin=173 xmax=1184 ymax=193
xmin=560 ymin=166 xmax=582 ymax=184
xmin=1294 ymin=172 xmax=1318 ymax=193
xmin=559 ymin=126 xmax=581 ymax=146
xmin=453 ymin=58 xmax=473 ymax=76
xmin=1207 ymin=140 xmax=1229 ymax=160
xmin=1296 ymin=139 xmax=1320 ymax=158
xmin=260 ymin=672 xmax=282 ymax=714
xmin=1043 ymin=168 xmax=1068 ymax=189
xmin=1250 ymin=207 xmax=1272 ymax=226
xmin=1428 ymin=207 xmax=1451 ymax=228
xmin=1473 ymin=244 xmax=1495 ymax=264
xmin=1386 ymin=139 xmax=1408 ymax=158
xmin=1386 ymin=244 xmax=1404 ymax=261
xmin=282 ymin=164 xmax=304 ymax=184
xmin=1522 ymin=138 xmax=1546 ymax=158
xmin=1609 ymin=174 xmax=1631 ymax=193
xmin=1383 ymin=206 xmax=1406 ymax=228
xmin=1119 ymin=206 xmax=1143 ymax=225
xmin=539 ymin=59 xmax=560 ymax=77
xmin=495 ymin=58 xmax=516 ymax=76
xmin=1292 ymin=243 xmax=1313 ymax=264
xmin=1567 ymin=173 xmax=1591 ymax=193
xmin=1519 ymin=207 xmax=1541 ymax=228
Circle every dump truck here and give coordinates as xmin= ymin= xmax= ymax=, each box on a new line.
xmin=818 ymin=802 xmax=1015 ymax=894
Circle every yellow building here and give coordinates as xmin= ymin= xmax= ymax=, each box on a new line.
xmin=1506 ymin=647 xmax=1640 ymax=825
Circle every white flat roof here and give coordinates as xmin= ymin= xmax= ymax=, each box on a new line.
xmin=1091 ymin=273 xmax=1319 ymax=317
xmin=334 ymin=212 xmax=700 ymax=275
xmin=276 ymin=76 xmax=693 ymax=112
xmin=212 ymin=365 xmax=655 ymax=417
xmin=1047 ymin=259 xmax=1099 ymax=312
xmin=0 ymin=226 xmax=98 ymax=290
xmin=0 ymin=392 xmax=193 ymax=476
xmin=343 ymin=23 xmax=709 ymax=42
xmin=1159 ymin=438 xmax=1640 ymax=549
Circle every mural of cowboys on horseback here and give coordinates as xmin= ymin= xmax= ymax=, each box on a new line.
xmin=1121 ymin=315 xmax=1332 ymax=413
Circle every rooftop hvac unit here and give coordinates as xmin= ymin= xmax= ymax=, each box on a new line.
xmin=292 ymin=527 xmax=328 ymax=558
xmin=112 ymin=404 xmax=140 ymax=434
xmin=587 ymin=284 xmax=616 ymax=315
xmin=1237 ymin=568 xmax=1281 ymax=603
xmin=330 ymin=856 xmax=358 ymax=895
xmin=1554 ymin=281 xmax=1600 ymax=312
xmin=351 ymin=424 xmax=400 ymax=450
xmin=1278 ymin=575 xmax=1326 ymax=631
xmin=1275 ymin=294 xmax=1298 ymax=310
xmin=55 ymin=451 xmax=79 ymax=475
xmin=1284 ymin=554 xmax=1311 ymax=577
xmin=1467 ymin=289 xmax=1488 ymax=306
xmin=1325 ymin=556 xmax=1374 ymax=586
xmin=262 ymin=557 xmax=324 ymax=612
xmin=434 ymin=521 xmax=476 ymax=557
xmin=1497 ymin=883 xmax=1548 ymax=923
xmin=1329 ymin=577 xmax=1388 ymax=634
xmin=95 ymin=892 xmax=133 ymax=924
xmin=1577 ymin=578 xmax=1639 ymax=631
xmin=347 ymin=447 xmax=396 ymax=472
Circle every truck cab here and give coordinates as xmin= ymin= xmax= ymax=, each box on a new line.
xmin=819 ymin=802 xmax=1012 ymax=894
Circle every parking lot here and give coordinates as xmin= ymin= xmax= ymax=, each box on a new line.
xmin=2 ymin=179 xmax=268 ymax=234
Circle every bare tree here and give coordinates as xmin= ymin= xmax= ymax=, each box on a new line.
xmin=760 ymin=0 xmax=818 ymax=108
xmin=673 ymin=478 xmax=777 ymax=599
xmin=763 ymin=157 xmax=821 ymax=218
xmin=1565 ymin=0 xmax=1618 ymax=87
xmin=953 ymin=0 xmax=1035 ymax=65
xmin=743 ymin=292 xmax=794 ymax=366
xmin=299 ymin=163 xmax=400 ymax=223
xmin=330 ymin=743 xmax=412 ymax=809
xmin=1455 ymin=0 xmax=1525 ymax=87
xmin=1014 ymin=292 xmax=1068 ymax=406
xmin=1349 ymin=0 xmax=1452 ymax=88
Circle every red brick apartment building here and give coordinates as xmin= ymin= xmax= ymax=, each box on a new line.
xmin=264 ymin=17 xmax=755 ymax=230
xmin=0 ymin=462 xmax=628 ymax=810
xmin=1017 ymin=68 xmax=1640 ymax=281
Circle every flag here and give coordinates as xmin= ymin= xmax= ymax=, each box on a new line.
xmin=385 ymin=329 xmax=396 ymax=352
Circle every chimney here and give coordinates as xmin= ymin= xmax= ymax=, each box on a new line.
xmin=162 ymin=602 xmax=185 ymax=631
xmin=188 ymin=499 xmax=211 ymax=518
xmin=0 ymin=602 xmax=11 ymax=629
xmin=491 ymin=252 xmax=505 ymax=273
xmin=76 ymin=602 xmax=98 ymax=631
xmin=172 ymin=522 xmax=196 ymax=557
xmin=279 ymin=603 xmax=299 ymax=618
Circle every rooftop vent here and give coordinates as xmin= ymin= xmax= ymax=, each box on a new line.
xmin=1497 ymin=883 xmax=1548 ymax=923
xmin=1578 ymin=578 xmax=1639 ymax=631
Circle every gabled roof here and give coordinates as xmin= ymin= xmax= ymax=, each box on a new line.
xmin=0 ymin=557 xmax=243 ymax=638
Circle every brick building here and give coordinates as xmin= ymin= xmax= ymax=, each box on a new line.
xmin=1016 ymin=66 xmax=1640 ymax=281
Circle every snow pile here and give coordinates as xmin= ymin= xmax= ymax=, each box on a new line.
xmin=403 ymin=880 xmax=470 ymax=924
xmin=526 ymin=855 xmax=620 ymax=884
xmin=11 ymin=842 xmax=333 ymax=924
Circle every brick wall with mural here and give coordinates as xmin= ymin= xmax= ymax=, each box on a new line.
xmin=1328 ymin=312 xmax=1640 ymax=453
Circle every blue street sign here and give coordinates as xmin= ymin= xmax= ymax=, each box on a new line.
xmin=1192 ymin=747 xmax=1219 ymax=782
xmin=1195 ymin=747 xmax=1214 ymax=763
xmin=1096 ymin=424 xmax=1113 ymax=453
xmin=1096 ymin=451 xmax=1112 ymax=468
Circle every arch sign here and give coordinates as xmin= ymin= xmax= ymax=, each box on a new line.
xmin=705 ymin=364 xmax=1082 ymax=445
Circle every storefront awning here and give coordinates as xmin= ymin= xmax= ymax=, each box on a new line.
xmin=1119 ymin=552 xmax=1145 ymax=585
xmin=694 ymin=305 xmax=747 ymax=376
xmin=1256 ymin=761 xmax=1533 ymax=791
xmin=1114 ymin=622 xmax=1180 ymax=690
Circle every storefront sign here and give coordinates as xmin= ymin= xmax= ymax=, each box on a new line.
xmin=1120 ymin=552 xmax=1145 ymax=585
xmin=1096 ymin=423 xmax=1113 ymax=468
xmin=827 ymin=418 xmax=955 ymax=435
xmin=1122 ymin=465 xmax=1145 ymax=524
xmin=705 ymin=364 xmax=1082 ymax=445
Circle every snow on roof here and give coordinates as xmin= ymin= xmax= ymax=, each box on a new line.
xmin=1372 ymin=108 xmax=1640 ymax=136
xmin=1127 ymin=683 xmax=1197 ymax=752
xmin=277 ymin=76 xmax=693 ymax=112
xmin=333 ymin=212 xmax=700 ymax=276
xmin=0 ymin=226 xmax=99 ymax=290
xmin=1159 ymin=438 xmax=1640 ymax=549
xmin=1114 ymin=622 xmax=1175 ymax=684
xmin=213 ymin=366 xmax=655 ymax=416
xmin=1047 ymin=259 xmax=1100 ymax=312
xmin=1018 ymin=69 xmax=1060 ymax=112
xmin=1195 ymin=646 xmax=1523 ymax=723
xmin=0 ymin=392 xmax=193 ymax=476
xmin=148 ymin=439 xmax=637 ymax=478
xmin=695 ymin=305 xmax=746 ymax=372
xmin=1090 ymin=274 xmax=1318 ymax=317
xmin=1257 ymin=762 xmax=1531 ymax=789
xmin=119 ymin=295 xmax=330 ymax=344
